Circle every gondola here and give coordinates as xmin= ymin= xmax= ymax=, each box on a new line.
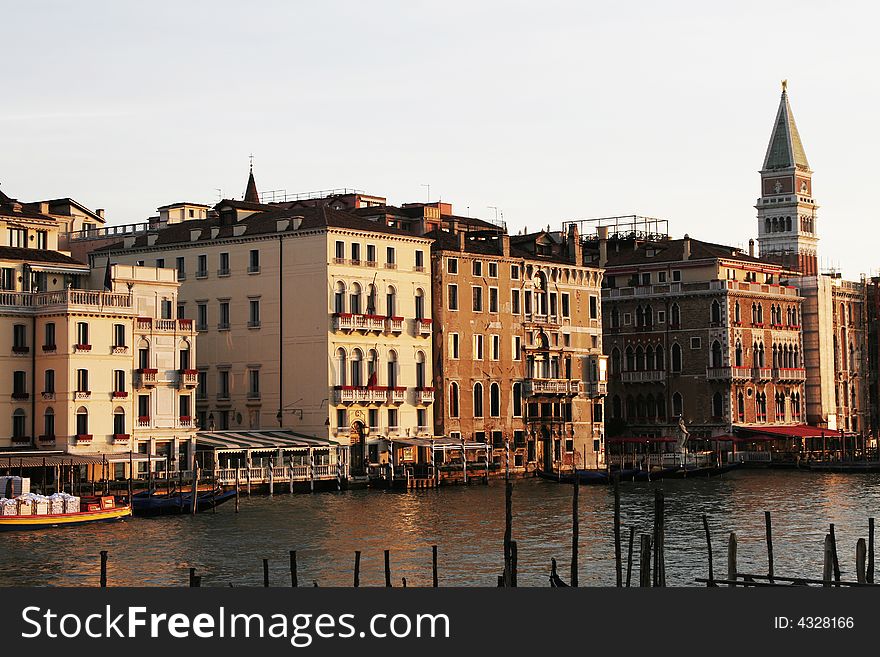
xmin=131 ymin=488 xmax=237 ymax=516
xmin=535 ymin=468 xmax=641 ymax=485
xmin=549 ymin=558 xmax=569 ymax=587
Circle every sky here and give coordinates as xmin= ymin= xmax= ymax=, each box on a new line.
xmin=1 ymin=1 xmax=878 ymax=278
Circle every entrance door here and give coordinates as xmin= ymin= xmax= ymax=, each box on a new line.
xmin=541 ymin=426 xmax=553 ymax=472
xmin=350 ymin=421 xmax=366 ymax=476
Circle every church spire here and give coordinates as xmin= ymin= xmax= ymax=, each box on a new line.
xmin=244 ymin=155 xmax=260 ymax=203
xmin=762 ymin=80 xmax=810 ymax=172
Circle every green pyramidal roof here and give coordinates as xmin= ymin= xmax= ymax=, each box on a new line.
xmin=763 ymin=89 xmax=810 ymax=171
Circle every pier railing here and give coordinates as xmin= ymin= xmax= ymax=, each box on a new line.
xmin=212 ymin=465 xmax=339 ymax=485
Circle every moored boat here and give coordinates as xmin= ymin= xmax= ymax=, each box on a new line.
xmin=0 ymin=494 xmax=131 ymax=531
xmin=131 ymin=487 xmax=236 ymax=516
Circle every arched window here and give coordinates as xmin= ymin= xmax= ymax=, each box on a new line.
xmin=672 ymin=392 xmax=683 ymax=417
xmin=386 ymin=350 xmax=398 ymax=388
xmin=366 ymin=284 xmax=378 ymax=315
xmin=625 ymin=346 xmax=635 ymax=371
xmin=512 ymin=382 xmax=522 ymax=418
xmin=12 ymin=408 xmax=26 ymax=440
xmin=737 ymin=392 xmax=745 ymax=422
xmin=646 ymin=345 xmax=655 ymax=370
xmin=334 ymin=281 xmax=346 ymax=314
xmin=611 ymin=347 xmax=621 ymax=375
xmin=490 ymin=382 xmax=500 ymax=417
xmin=625 ymin=395 xmax=636 ymax=419
xmin=113 ymin=406 xmax=126 ymax=435
xmin=735 ymin=340 xmax=743 ymax=367
xmin=710 ymin=340 xmax=723 ymax=368
xmin=612 ymin=395 xmax=622 ymax=419
xmin=635 ymin=305 xmax=643 ymax=327
xmin=473 ymin=382 xmax=484 ymax=418
xmin=611 ymin=306 xmax=620 ymax=328
xmin=635 ymin=345 xmax=645 ymax=371
xmin=656 ymin=345 xmax=665 ymax=370
xmin=712 ymin=392 xmax=723 ymax=418
xmin=385 ymin=286 xmax=397 ymax=317
xmin=449 ymin=382 xmax=460 ymax=418
xmin=786 ymin=217 xmax=792 ymax=231
xmin=76 ymin=406 xmax=89 ymax=436
xmin=414 ymin=288 xmax=425 ymax=320
xmin=349 ymin=283 xmax=362 ymax=315
xmin=765 ymin=218 xmax=771 ymax=233
xmin=671 ymin=343 xmax=682 ymax=372
xmin=756 ymin=304 xmax=763 ymax=324
xmin=671 ymin=303 xmax=681 ymax=327
xmin=734 ymin=301 xmax=741 ymax=323
xmin=710 ymin=300 xmax=721 ymax=324
xmin=335 ymin=348 xmax=347 ymax=386
xmin=43 ymin=407 xmax=55 ymax=438
xmin=350 ymin=349 xmax=363 ymax=387
xmin=644 ymin=305 xmax=653 ymax=328
xmin=415 ymin=351 xmax=426 ymax=389
xmin=367 ymin=349 xmax=379 ymax=386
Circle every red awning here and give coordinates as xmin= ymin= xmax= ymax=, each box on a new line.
xmin=735 ymin=425 xmax=830 ymax=438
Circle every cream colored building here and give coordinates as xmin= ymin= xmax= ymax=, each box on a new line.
xmin=1 ymin=189 xmax=197 ymax=474
xmin=91 ymin=193 xmax=434 ymax=476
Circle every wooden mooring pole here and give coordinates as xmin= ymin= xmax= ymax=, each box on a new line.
xmin=354 ymin=551 xmax=361 ymax=588
xmin=432 ymin=545 xmax=438 ymax=588
xmin=100 ymin=550 xmax=108 ymax=588
xmin=830 ymin=523 xmax=841 ymax=584
xmin=290 ymin=550 xmax=298 ymax=587
xmin=727 ymin=532 xmax=737 ymax=588
xmin=639 ymin=534 xmax=652 ymax=587
xmin=384 ymin=549 xmax=392 ymax=587
xmin=263 ymin=558 xmax=270 ymax=587
xmin=868 ymin=518 xmax=875 ymax=584
xmin=234 ymin=461 xmax=240 ymax=513
xmin=823 ymin=534 xmax=834 ymax=586
xmin=510 ymin=540 xmax=518 ymax=588
xmin=570 ymin=476 xmax=579 ymax=587
xmin=191 ymin=463 xmax=199 ymax=515
xmin=856 ymin=538 xmax=867 ymax=584
xmin=652 ymin=488 xmax=665 ymax=587
xmin=189 ymin=567 xmax=199 ymax=587
xmin=503 ymin=480 xmax=513 ymax=586
xmin=765 ymin=511 xmax=774 ymax=583
xmin=702 ymin=515 xmax=714 ymax=586
xmin=625 ymin=527 xmax=634 ymax=588
xmin=613 ymin=474 xmax=622 ymax=587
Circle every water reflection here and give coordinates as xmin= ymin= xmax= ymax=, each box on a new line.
xmin=2 ymin=471 xmax=879 ymax=587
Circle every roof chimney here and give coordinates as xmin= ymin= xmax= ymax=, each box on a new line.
xmin=748 ymin=238 xmax=755 ymax=257
xmin=96 ymin=208 xmax=105 ymax=220
xmin=501 ymin=233 xmax=510 ymax=257
xmin=682 ymin=234 xmax=691 ymax=261
xmin=597 ymin=225 xmax=609 ymax=268
xmin=39 ymin=202 xmax=49 ymax=215
xmin=458 ymin=229 xmax=466 ymax=252
xmin=567 ymin=223 xmax=582 ymax=264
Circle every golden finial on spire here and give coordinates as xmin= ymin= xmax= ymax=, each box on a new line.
xmin=781 ymin=79 xmax=788 ymax=93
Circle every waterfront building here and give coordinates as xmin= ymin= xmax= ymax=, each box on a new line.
xmin=89 ymin=170 xmax=434 ymax=478
xmin=579 ymin=217 xmax=805 ymax=442
xmin=352 ymin=202 xmax=608 ymax=474
xmin=868 ymin=277 xmax=880 ymax=439
xmin=755 ymin=84 xmax=870 ymax=435
xmin=1 ymin=189 xmax=197 ymax=474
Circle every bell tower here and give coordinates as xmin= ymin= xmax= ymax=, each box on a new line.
xmin=755 ymin=81 xmax=819 ymax=275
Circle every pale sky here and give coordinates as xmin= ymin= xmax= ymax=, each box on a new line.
xmin=2 ymin=1 xmax=878 ymax=278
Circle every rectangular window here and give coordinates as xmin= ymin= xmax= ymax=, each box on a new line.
xmin=473 ymin=334 xmax=484 ymax=360
xmin=179 ymin=395 xmax=191 ymax=419
xmin=490 ymin=334 xmax=500 ymax=361
xmin=248 ymin=370 xmax=260 ymax=398
xmin=219 ymin=252 xmax=230 ymax=276
xmin=658 ymin=271 xmax=667 ymax=283
xmin=197 ymin=254 xmax=207 ymax=277
xmin=690 ymin=337 xmax=701 ymax=349
xmin=472 ymin=286 xmax=483 ymax=312
xmin=44 ymin=369 xmax=55 ymax=394
xmin=351 ymin=243 xmax=360 ymax=263
xmin=641 ymin=273 xmax=651 ymax=285
xmin=658 ymin=310 xmax=666 ymax=323
xmin=36 ymin=230 xmax=47 ymax=250
xmin=249 ymin=249 xmax=260 ymax=273
xmin=672 ymin=270 xmax=681 ymax=282
xmin=623 ymin=313 xmax=632 ymax=326
xmin=177 ymin=304 xmax=186 ymax=320
xmin=473 ymin=260 xmax=482 ymax=277
xmin=156 ymin=258 xmax=165 ymax=269
xmin=450 ymin=333 xmax=460 ymax=359
xmin=385 ymin=246 xmax=396 ymax=266
xmin=447 ymin=257 xmax=458 ymax=274
xmin=513 ymin=336 xmax=521 ymax=361
xmin=511 ymin=289 xmax=520 ymax=314
xmin=448 ymin=284 xmax=458 ymax=310
xmin=387 ymin=408 xmax=398 ymax=431
xmin=492 ymin=431 xmax=504 ymax=448
xmin=13 ymin=370 xmax=26 ymax=395
xmin=524 ymin=291 xmax=532 ymax=315
xmin=7 ymin=228 xmax=26 ymax=247
xmin=160 ymin=299 xmax=172 ymax=319
xmin=335 ymin=241 xmax=345 ymax=259
xmin=1 ymin=267 xmax=14 ymax=290
xmin=197 ymin=303 xmax=208 ymax=331
xmin=589 ymin=296 xmax=598 ymax=319
xmin=76 ymin=322 xmax=89 ymax=347
xmin=248 ymin=299 xmax=261 ymax=327
xmin=218 ymin=371 xmax=230 ymax=399
xmin=511 ymin=264 xmax=520 ymax=280
xmin=176 ymin=257 xmax=186 ymax=279
xmin=415 ymin=250 xmax=424 ymax=270
xmin=113 ymin=370 xmax=125 ymax=393
xmin=197 ymin=371 xmax=208 ymax=400
xmin=489 ymin=287 xmax=499 ymax=313
xmin=13 ymin=324 xmax=26 ymax=350
xmin=76 ymin=368 xmax=89 ymax=392
xmin=364 ymin=244 xmax=376 ymax=265
xmin=561 ymin=293 xmax=570 ymax=318
xmin=219 ymin=301 xmax=230 ymax=329
xmin=138 ymin=395 xmax=150 ymax=419
xmin=488 ymin=262 xmax=498 ymax=278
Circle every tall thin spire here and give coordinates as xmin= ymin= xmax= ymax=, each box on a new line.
xmin=244 ymin=155 xmax=260 ymax=203
xmin=762 ymin=82 xmax=810 ymax=172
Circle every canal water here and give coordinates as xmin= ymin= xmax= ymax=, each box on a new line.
xmin=3 ymin=470 xmax=880 ymax=587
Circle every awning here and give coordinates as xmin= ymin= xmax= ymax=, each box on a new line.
xmin=196 ymin=430 xmax=340 ymax=453
xmin=28 ymin=264 xmax=90 ymax=275
xmin=0 ymin=453 xmax=105 ymax=467
xmin=735 ymin=424 xmax=831 ymax=438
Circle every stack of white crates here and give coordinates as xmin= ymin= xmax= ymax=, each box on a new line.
xmin=0 ymin=476 xmax=30 ymax=497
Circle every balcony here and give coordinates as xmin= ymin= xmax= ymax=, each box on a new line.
xmin=76 ymin=434 xmax=93 ymax=444
xmin=387 ymin=387 xmax=407 ymax=404
xmin=112 ymin=434 xmax=130 ymax=444
xmin=774 ymin=368 xmax=807 ymax=382
xmin=11 ymin=435 xmax=31 ymax=445
xmin=38 ymin=435 xmax=56 ymax=445
xmin=385 ymin=425 xmax=400 ymax=436
xmin=136 ymin=368 xmax=158 ymax=387
xmin=584 ymin=381 xmax=608 ymax=398
xmin=415 ymin=387 xmax=435 ymax=404
xmin=706 ymin=366 xmax=753 ymax=381
xmin=217 ymin=268 xmax=231 ymax=277
xmin=385 ymin=316 xmax=404 ymax=334
xmin=416 ymin=318 xmax=433 ymax=336
xmin=524 ymin=313 xmax=560 ymax=327
xmin=523 ymin=378 xmax=580 ymax=396
xmin=333 ymin=386 xmax=386 ymax=405
xmin=42 ymin=344 xmax=56 ymax=353
xmin=179 ymin=369 xmax=199 ymax=388
xmin=753 ymin=367 xmax=773 ymax=381
xmin=74 ymin=343 xmax=92 ymax=352
xmin=111 ymin=345 xmax=129 ymax=355
xmin=620 ymin=370 xmax=666 ymax=384
xmin=11 ymin=392 xmax=29 ymax=401
xmin=195 ymin=270 xmax=208 ymax=279
xmin=12 ymin=345 xmax=29 ymax=354
xmin=137 ymin=416 xmax=151 ymax=427
xmin=112 ymin=391 xmax=129 ymax=399
xmin=365 ymin=260 xmax=378 ymax=268
xmin=74 ymin=391 xmax=91 ymax=400
xmin=41 ymin=392 xmax=55 ymax=401
xmin=416 ymin=425 xmax=432 ymax=435
xmin=178 ymin=417 xmax=195 ymax=428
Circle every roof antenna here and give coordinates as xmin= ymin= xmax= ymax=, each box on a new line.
xmin=421 ymin=183 xmax=430 ymax=202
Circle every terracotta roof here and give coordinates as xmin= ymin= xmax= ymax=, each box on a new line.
xmin=600 ymin=237 xmax=772 ymax=269
xmin=0 ymin=246 xmax=87 ymax=266
xmin=427 ymin=229 xmax=576 ymax=265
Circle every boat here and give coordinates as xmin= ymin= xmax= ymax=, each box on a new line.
xmin=0 ymin=494 xmax=130 ymax=531
xmin=536 ymin=468 xmax=641 ymax=484
xmin=131 ymin=487 xmax=237 ymax=516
